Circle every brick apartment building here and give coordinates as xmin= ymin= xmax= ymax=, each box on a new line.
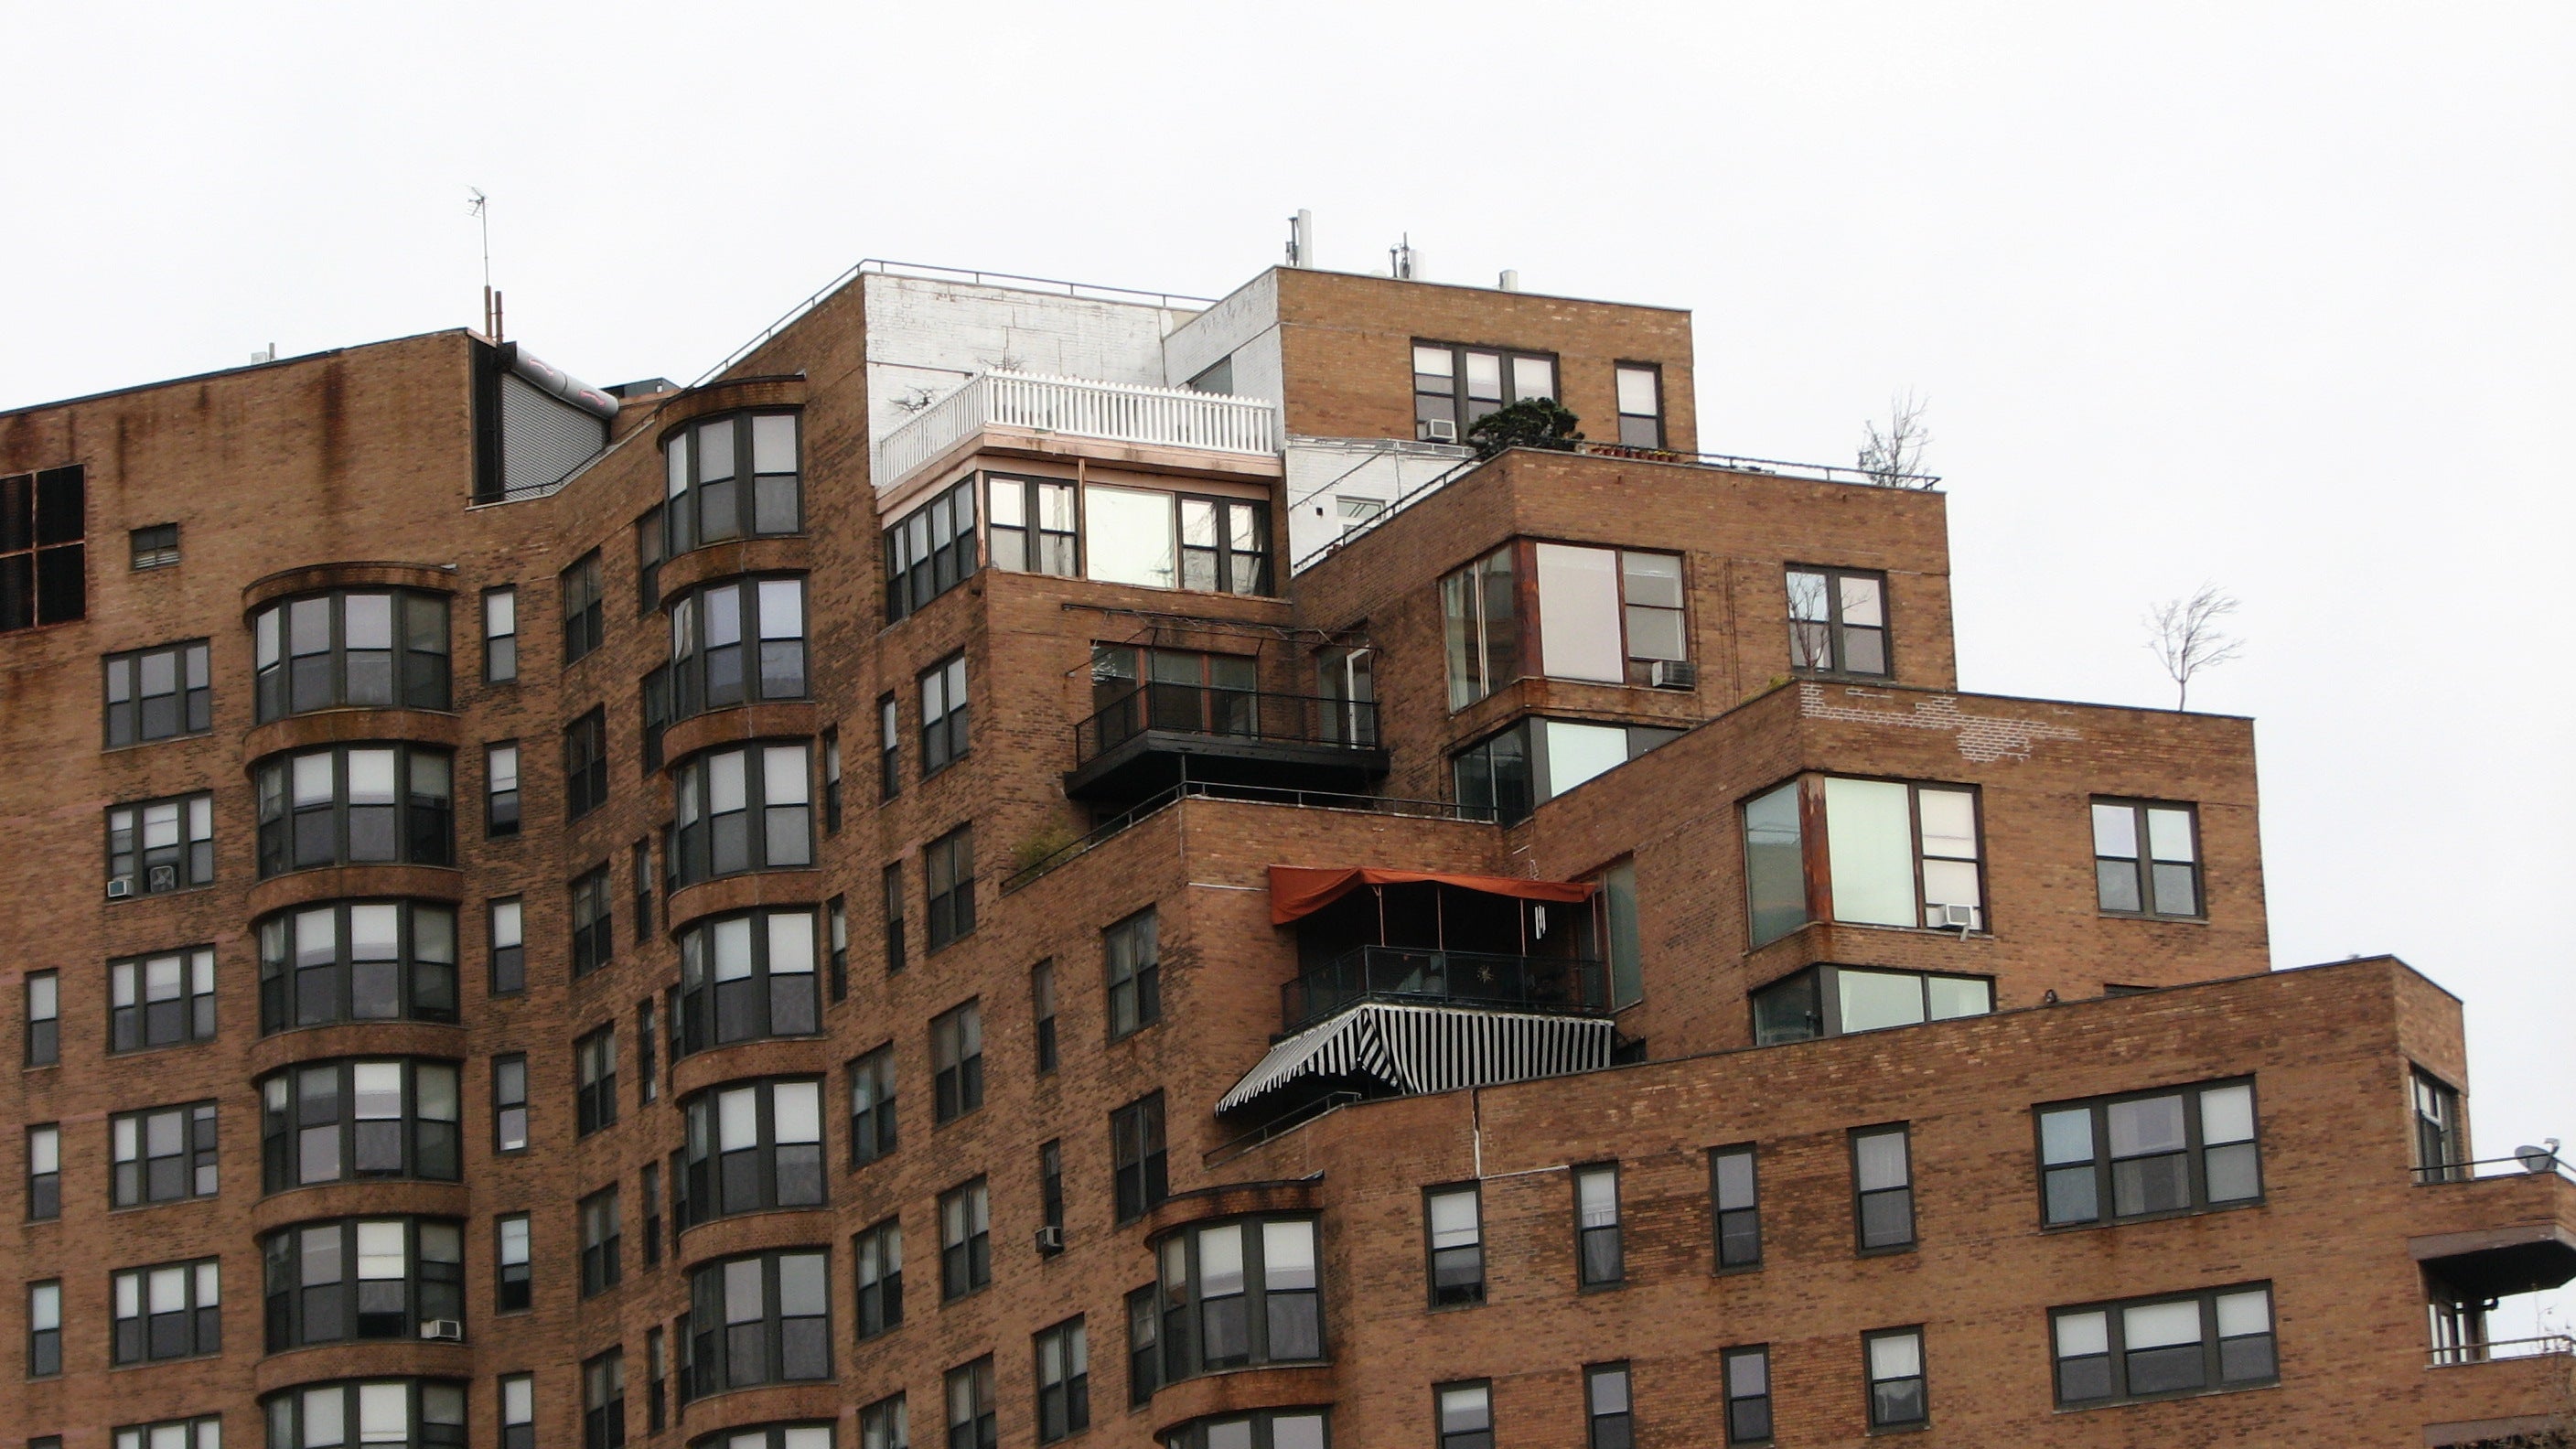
xmin=0 ymin=253 xmax=2567 ymax=1449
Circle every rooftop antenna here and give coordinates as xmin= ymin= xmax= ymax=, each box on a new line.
xmin=1390 ymin=234 xmax=1417 ymax=281
xmin=1286 ymin=209 xmax=1314 ymax=269
xmin=467 ymin=188 xmax=502 ymax=340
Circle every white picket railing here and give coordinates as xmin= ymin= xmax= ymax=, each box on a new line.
xmin=873 ymin=370 xmax=1280 ymax=490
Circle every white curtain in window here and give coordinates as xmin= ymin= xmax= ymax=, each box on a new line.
xmin=1543 ymin=721 xmax=1630 ymax=797
xmin=1535 ymin=544 xmax=1625 ymax=682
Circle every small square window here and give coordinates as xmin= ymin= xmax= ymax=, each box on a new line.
xmin=129 ymin=524 xmax=180 ymax=571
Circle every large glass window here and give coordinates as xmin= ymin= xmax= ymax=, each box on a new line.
xmin=1750 ymin=963 xmax=1993 ymax=1045
xmin=584 ymin=1348 xmax=627 ymax=1449
xmin=1441 ymin=544 xmax=1519 ymax=709
xmin=260 ymin=1058 xmax=461 ymax=1190
xmin=566 ymin=706 xmax=609 ymax=819
xmin=1723 ymin=1347 xmax=1771 ymax=1444
xmin=112 ymin=1101 xmax=218 ymax=1206
xmin=854 ymin=1218 xmax=903 ymax=1338
xmin=1105 ymin=908 xmax=1161 ymax=1039
xmin=1739 ymin=775 xmax=1982 ymax=945
xmin=885 ymin=477 xmax=978 ymax=622
xmin=1414 ymin=340 xmax=1556 ymax=442
xmin=110 ymin=945 xmax=217 ymax=1052
xmin=113 ymin=1419 xmax=223 ymax=1449
xmin=696 ymin=1423 xmax=832 ymax=1449
xmin=576 ymin=1025 xmax=618 ymax=1136
xmin=260 ymin=1379 xmax=468 ymax=1449
xmin=860 ymin=1398 xmax=907 ymax=1449
xmin=919 ymin=653 xmax=969 ymax=776
xmin=482 ymin=587 xmax=518 ymax=683
xmin=1584 ymin=1363 xmax=1632 ymax=1449
xmin=1035 ymin=1317 xmax=1089 ymax=1444
xmin=671 ymin=576 xmax=808 ymax=718
xmin=255 ymin=744 xmax=454 ymax=876
xmin=113 ymin=1257 xmax=220 ymax=1362
xmin=679 ymin=1079 xmax=825 ymax=1226
xmin=2052 ymin=1284 xmax=2276 ymax=1407
xmin=0 ymin=464 xmax=85 ymax=634
xmin=2092 ymin=799 xmax=2203 ymax=918
xmin=1433 ymin=1382 xmax=1492 ymax=1449
xmin=260 ymin=901 xmax=458 ymax=1032
xmin=1155 ymin=1216 xmax=1323 ymax=1381
xmin=1084 ymin=486 xmax=1269 ymax=596
xmin=2412 ymin=1068 xmax=2465 ymax=1184
xmin=1161 ymin=1412 xmax=1330 ymax=1449
xmin=107 ymin=791 xmax=214 ymax=896
xmin=667 ymin=412 xmax=801 ymax=556
xmin=946 ymin=1357 xmax=996 ymax=1449
xmin=673 ymin=743 xmax=813 ymax=884
xmin=925 ymin=825 xmax=974 ymax=950
xmin=27 ymin=1124 xmax=60 ymax=1219
xmin=25 ymin=971 xmax=56 ymax=1068
xmin=261 ymin=1218 xmax=464 ymax=1347
xmin=581 ymin=1186 xmax=622 ymax=1297
xmin=104 ymin=640 xmax=212 ymax=745
xmin=1425 ymin=1185 xmax=1484 ymax=1307
xmin=1615 ymin=364 xmax=1664 ymax=449
xmin=685 ymin=1250 xmax=832 ymax=1397
xmin=1786 ymin=567 xmax=1888 ymax=677
xmin=2036 ymin=1079 xmax=2261 ymax=1226
xmin=1530 ymin=543 xmax=1686 ymax=684
xmin=496 ymin=1215 xmax=531 ymax=1312
xmin=1864 ymin=1328 xmax=1928 ymax=1429
xmin=1852 ymin=1126 xmax=1916 ymax=1252
xmin=939 ymin=1178 xmax=992 ymax=1300
xmin=1112 ymin=1092 xmax=1168 ymax=1224
xmin=679 ymin=908 xmax=820 ymax=1052
xmin=253 ymin=592 xmax=451 ymax=720
xmin=848 ymin=1045 xmax=898 ymax=1167
xmin=932 ymin=1000 xmax=984 ymax=1122
xmin=563 ymin=551 xmax=606 ymax=664
xmin=1710 ymin=1145 xmax=1762 ymax=1271
xmin=1575 ymin=1165 xmax=1623 ymax=1286
xmin=988 ymin=473 xmax=1079 ymax=576
xmin=1453 ymin=718 xmax=1680 ymax=824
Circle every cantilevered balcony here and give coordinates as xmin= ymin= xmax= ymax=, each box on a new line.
xmin=1063 ymin=684 xmax=1387 ymax=806
xmin=872 ymin=369 xmax=1280 ymax=495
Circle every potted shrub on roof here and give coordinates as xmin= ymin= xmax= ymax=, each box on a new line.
xmin=1466 ymin=398 xmax=1583 ymax=458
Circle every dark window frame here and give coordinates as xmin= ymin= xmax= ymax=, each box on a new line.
xmin=939 ymin=1177 xmax=993 ymax=1301
xmin=109 ymin=944 xmax=218 ymax=1053
xmin=677 ymin=1077 xmax=826 ymax=1227
xmin=854 ymin=1217 xmax=904 ymax=1339
xmin=677 ymin=907 xmax=821 ymax=1054
xmin=1723 ymin=1346 xmax=1773 ymax=1444
xmin=0 ymin=465 xmax=85 ymax=634
xmin=27 ymin=1124 xmax=60 ymax=1220
xmin=488 ymin=896 xmax=525 ymax=996
xmin=254 ymin=742 xmax=455 ymax=877
xmin=1433 ymin=1379 xmax=1494 ymax=1449
xmin=493 ymin=1054 xmax=530 ymax=1154
xmin=986 ymin=471 xmax=1080 ymax=578
xmin=102 ymin=639 xmax=212 ymax=747
xmin=2034 ymin=1077 xmax=2263 ymax=1229
xmin=252 ymin=591 xmax=451 ymax=722
xmin=1711 ymin=1143 xmax=1762 ymax=1272
xmin=1153 ymin=1213 xmax=1324 ymax=1379
xmin=1785 ymin=565 xmax=1891 ymax=679
xmin=918 ymin=652 xmax=970 ymax=778
xmin=883 ymin=477 xmax=978 ymax=624
xmin=931 ymin=999 xmax=985 ymax=1123
xmin=575 ymin=1025 xmax=619 ymax=1137
xmin=23 ymin=971 xmax=57 ymax=1068
xmin=1112 ymin=1092 xmax=1169 ymax=1225
xmin=111 ymin=1255 xmax=221 ymax=1364
xmin=262 ymin=1379 xmax=467 ymax=1449
xmin=580 ymin=1186 xmax=623 ymax=1297
xmin=878 ymin=694 xmax=901 ymax=801
xmin=1613 ymin=362 xmax=1665 ymax=449
xmin=683 ymin=1249 xmax=833 ymax=1399
xmin=1574 ymin=1163 xmax=1625 ymax=1288
xmin=1035 ymin=1315 xmax=1090 ymax=1444
xmin=2049 ymin=1282 xmax=2278 ymax=1409
xmin=496 ymin=1213 xmax=531 ymax=1313
xmin=1031 ymin=961 xmax=1058 ymax=1074
xmin=1105 ymin=908 xmax=1160 ymax=1040
xmin=129 ymin=521 xmax=180 ymax=571
xmin=106 ymin=790 xmax=215 ymax=897
xmin=671 ymin=741 xmax=814 ymax=886
xmin=564 ymin=706 xmax=610 ymax=820
xmin=1851 ymin=1123 xmax=1916 ymax=1254
xmin=259 ymin=1215 xmax=463 ymax=1348
xmin=572 ymin=864 xmax=615 ymax=978
xmin=1863 ymin=1326 xmax=1928 ymax=1429
xmin=584 ymin=1347 xmax=628 ymax=1449
xmin=924 ymin=825 xmax=975 ymax=951
xmin=27 ymin=1280 xmax=59 ymax=1378
xmin=946 ymin=1356 xmax=997 ymax=1449
xmin=259 ymin=1057 xmax=461 ymax=1191
xmin=848 ymin=1044 xmax=898 ymax=1168
xmin=663 ymin=410 xmax=804 ymax=559
xmin=483 ymin=585 xmax=519 ymax=683
xmin=668 ymin=574 xmax=810 ymax=721
xmin=2412 ymin=1067 xmax=2466 ymax=1184
xmin=1424 ymin=1183 xmax=1485 ymax=1308
xmin=112 ymin=1100 xmax=220 ymax=1207
xmin=562 ymin=549 xmax=606 ymax=665
xmin=884 ymin=863 xmax=907 ymax=973
xmin=1584 ymin=1361 xmax=1633 ymax=1449
xmin=485 ymin=741 xmax=521 ymax=837
xmin=1412 ymin=339 xmax=1560 ymax=444
xmin=2090 ymin=798 xmax=2205 ymax=919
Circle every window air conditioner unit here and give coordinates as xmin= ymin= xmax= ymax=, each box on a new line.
xmin=420 ymin=1320 xmax=464 ymax=1342
xmin=1034 ymin=1224 xmax=1066 ymax=1254
xmin=1937 ymin=903 xmax=1979 ymax=931
xmin=1648 ymin=660 xmax=1697 ymax=690
xmin=147 ymin=864 xmax=178 ymax=893
xmin=106 ymin=876 xmax=135 ymax=899
xmin=1422 ymin=418 xmax=1457 ymax=442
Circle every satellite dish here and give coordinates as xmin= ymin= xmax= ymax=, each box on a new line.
xmin=2512 ymin=1139 xmax=2561 ymax=1174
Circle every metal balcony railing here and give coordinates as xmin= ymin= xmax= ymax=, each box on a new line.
xmin=1073 ymin=685 xmax=1378 ymax=767
xmin=1283 ymin=945 xmax=1609 ymax=1031
xmin=2427 ymin=1334 xmax=2575 ymax=1368
xmin=2411 ymin=1152 xmax=2573 ymax=1186
xmin=873 ymin=369 xmax=1280 ymax=491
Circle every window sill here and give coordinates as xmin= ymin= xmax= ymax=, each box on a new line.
xmin=2095 ymin=910 xmax=2209 ymax=925
xmin=2054 ymin=1379 xmax=2278 ymax=1413
xmin=1855 ymin=1243 xmax=1918 ymax=1259
xmin=2041 ymin=1198 xmax=2264 ymax=1233
xmin=107 ymin=883 xmax=218 ymax=904
xmin=100 ymin=732 xmax=219 ymax=754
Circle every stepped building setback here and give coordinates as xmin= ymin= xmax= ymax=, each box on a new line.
xmin=1 ymin=254 xmax=2567 ymax=1449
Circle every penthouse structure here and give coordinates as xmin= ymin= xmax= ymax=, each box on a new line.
xmin=1 ymin=252 xmax=2567 ymax=1449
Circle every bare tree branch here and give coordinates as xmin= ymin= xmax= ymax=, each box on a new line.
xmin=2145 ymin=585 xmax=2245 ymax=710
xmin=1857 ymin=391 xmax=1933 ymax=488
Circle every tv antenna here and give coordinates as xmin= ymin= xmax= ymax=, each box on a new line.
xmin=467 ymin=188 xmax=502 ymax=340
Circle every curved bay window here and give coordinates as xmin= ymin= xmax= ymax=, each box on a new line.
xmin=263 ymin=1380 xmax=467 ymax=1449
xmin=678 ymin=908 xmax=819 ymax=1052
xmin=666 ymin=412 xmax=801 ymax=556
xmin=261 ymin=1058 xmax=461 ymax=1191
xmin=1154 ymin=1217 xmax=1323 ymax=1388
xmin=261 ymin=1217 xmax=465 ymax=1348
xmin=670 ymin=576 xmax=808 ymax=719
xmin=673 ymin=743 xmax=812 ymax=885
xmin=678 ymin=1079 xmax=825 ymax=1227
xmin=693 ymin=1428 xmax=833 ymax=1449
xmin=254 ymin=590 xmax=453 ymax=721
xmin=1164 ymin=1411 xmax=1330 ymax=1449
xmin=684 ymin=1250 xmax=832 ymax=1398
xmin=259 ymin=901 xmax=459 ymax=1032
xmin=256 ymin=745 xmax=454 ymax=877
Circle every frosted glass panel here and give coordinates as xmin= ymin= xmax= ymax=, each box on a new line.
xmin=1825 ymin=778 xmax=1916 ymax=927
xmin=1535 ymin=542 xmax=1625 ymax=682
xmin=1544 ymin=721 xmax=1631 ymax=796
xmin=1838 ymin=970 xmax=1927 ymax=1032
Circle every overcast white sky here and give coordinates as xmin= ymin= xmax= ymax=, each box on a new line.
xmin=7 ymin=2 xmax=2569 ymax=1329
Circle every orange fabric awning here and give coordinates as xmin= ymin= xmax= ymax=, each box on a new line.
xmin=1267 ymin=865 xmax=1597 ymax=926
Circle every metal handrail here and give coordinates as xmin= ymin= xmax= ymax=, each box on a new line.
xmin=1283 ymin=945 xmax=1610 ymax=1030
xmin=1072 ymin=684 xmax=1379 ymax=765
xmin=1293 ymin=438 xmax=1943 ymax=573
xmin=1000 ymin=779 xmax=1483 ymax=895
xmin=2411 ymin=1152 xmax=2574 ymax=1186
xmin=2427 ymin=1334 xmax=2575 ymax=1367
xmin=1203 ymin=1092 xmax=1365 ymax=1168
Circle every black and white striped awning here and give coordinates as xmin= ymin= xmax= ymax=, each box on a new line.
xmin=1218 ymin=1002 xmax=1615 ymax=1115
